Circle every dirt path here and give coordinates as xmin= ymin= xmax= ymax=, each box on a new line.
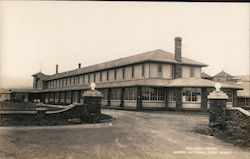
xmin=0 ymin=109 xmax=249 ymax=159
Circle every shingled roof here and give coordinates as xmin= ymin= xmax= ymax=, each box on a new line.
xmin=42 ymin=49 xmax=208 ymax=81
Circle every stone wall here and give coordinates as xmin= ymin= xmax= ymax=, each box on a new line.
xmin=224 ymin=107 xmax=250 ymax=146
xmin=0 ymin=99 xmax=102 ymax=126
xmin=209 ymin=106 xmax=250 ymax=146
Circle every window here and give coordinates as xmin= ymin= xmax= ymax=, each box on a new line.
xmin=75 ymin=76 xmax=79 ymax=85
xmin=82 ymin=75 xmax=85 ymax=84
xmin=107 ymin=71 xmax=109 ymax=81
xmin=100 ymin=89 xmax=108 ymax=100
xmin=182 ymin=88 xmax=201 ymax=102
xmin=124 ymin=87 xmax=137 ymax=100
xmin=223 ymin=89 xmax=233 ymax=103
xmin=88 ymin=74 xmax=90 ymax=83
xmin=122 ymin=68 xmax=125 ymax=79
xmin=110 ymin=88 xmax=121 ymax=100
xmin=114 ymin=69 xmax=117 ymax=80
xmin=94 ymin=73 xmax=96 ymax=82
xmin=157 ymin=64 xmax=163 ymax=77
xmin=168 ymin=90 xmax=177 ymax=101
xmin=142 ymin=87 xmax=165 ymax=101
xmin=190 ymin=67 xmax=195 ymax=77
xmin=171 ymin=65 xmax=175 ymax=78
xmin=132 ymin=66 xmax=135 ymax=78
xmin=100 ymin=72 xmax=102 ymax=82
xmin=142 ymin=64 xmax=145 ymax=77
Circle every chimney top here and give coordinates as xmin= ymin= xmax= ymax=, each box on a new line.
xmin=56 ymin=64 xmax=59 ymax=74
xmin=78 ymin=63 xmax=81 ymax=69
xmin=175 ymin=37 xmax=182 ymax=41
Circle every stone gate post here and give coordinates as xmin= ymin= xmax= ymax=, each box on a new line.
xmin=207 ymin=83 xmax=228 ymax=132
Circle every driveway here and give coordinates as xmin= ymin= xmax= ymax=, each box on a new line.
xmin=0 ymin=109 xmax=249 ymax=159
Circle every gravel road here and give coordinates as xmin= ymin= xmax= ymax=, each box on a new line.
xmin=0 ymin=109 xmax=249 ymax=159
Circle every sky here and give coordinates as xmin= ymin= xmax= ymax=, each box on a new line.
xmin=0 ymin=1 xmax=249 ymax=88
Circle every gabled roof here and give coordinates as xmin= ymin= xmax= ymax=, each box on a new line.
xmin=213 ymin=70 xmax=233 ymax=78
xmin=46 ymin=49 xmax=208 ymax=81
xmin=32 ymin=72 xmax=50 ymax=80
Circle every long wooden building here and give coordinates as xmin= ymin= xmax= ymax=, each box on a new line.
xmin=17 ymin=37 xmax=242 ymax=111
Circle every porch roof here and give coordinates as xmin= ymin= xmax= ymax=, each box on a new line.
xmin=167 ymin=78 xmax=243 ymax=89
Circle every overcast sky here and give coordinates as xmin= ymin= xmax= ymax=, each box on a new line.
xmin=0 ymin=2 xmax=249 ymax=87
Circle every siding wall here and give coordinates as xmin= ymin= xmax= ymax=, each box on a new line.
xmin=39 ymin=62 xmax=203 ymax=89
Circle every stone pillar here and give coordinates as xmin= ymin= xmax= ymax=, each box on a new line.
xmin=208 ymin=83 xmax=228 ymax=132
xmin=201 ymin=88 xmax=208 ymax=112
xmin=120 ymin=88 xmax=124 ymax=107
xmin=83 ymin=83 xmax=102 ymax=123
xmin=175 ymin=88 xmax=182 ymax=111
xmin=137 ymin=87 xmax=143 ymax=111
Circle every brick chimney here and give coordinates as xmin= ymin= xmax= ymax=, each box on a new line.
xmin=174 ymin=37 xmax=182 ymax=78
xmin=56 ymin=64 xmax=58 ymax=74
xmin=175 ymin=37 xmax=182 ymax=62
xmin=78 ymin=63 xmax=81 ymax=69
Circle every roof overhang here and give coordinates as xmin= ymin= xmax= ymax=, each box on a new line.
xmin=167 ymin=78 xmax=243 ymax=90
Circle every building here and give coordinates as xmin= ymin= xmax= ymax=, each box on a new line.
xmin=0 ymin=88 xmax=11 ymax=102
xmin=13 ymin=37 xmax=242 ymax=111
xmin=212 ymin=70 xmax=233 ymax=83
xmin=229 ymin=75 xmax=250 ymax=107
xmin=201 ymin=72 xmax=212 ymax=80
xmin=209 ymin=70 xmax=249 ymax=107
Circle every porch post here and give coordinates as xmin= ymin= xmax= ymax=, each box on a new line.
xmin=175 ymin=88 xmax=182 ymax=111
xmin=53 ymin=92 xmax=56 ymax=104
xmin=232 ymin=89 xmax=238 ymax=107
xmin=78 ymin=90 xmax=81 ymax=103
xmin=107 ymin=88 xmax=111 ymax=106
xmin=201 ymin=88 xmax=208 ymax=112
xmin=120 ymin=88 xmax=124 ymax=107
xmin=71 ymin=91 xmax=73 ymax=104
xmin=58 ymin=92 xmax=61 ymax=104
xmin=64 ymin=91 xmax=67 ymax=105
xmin=165 ymin=88 xmax=168 ymax=110
xmin=137 ymin=86 xmax=143 ymax=111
